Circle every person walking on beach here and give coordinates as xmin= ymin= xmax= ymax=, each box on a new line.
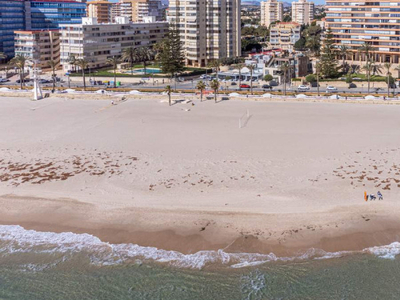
xmin=377 ymin=191 xmax=383 ymax=200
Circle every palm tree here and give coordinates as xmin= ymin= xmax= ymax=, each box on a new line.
xmin=247 ymin=64 xmax=256 ymax=95
xmin=338 ymin=45 xmax=349 ymax=73
xmin=122 ymin=47 xmax=135 ymax=74
xmin=47 ymin=59 xmax=58 ymax=91
xmin=165 ymin=85 xmax=172 ymax=106
xmin=133 ymin=47 xmax=154 ymax=75
xmin=210 ymin=79 xmax=220 ymax=103
xmin=9 ymin=54 xmax=30 ymax=89
xmin=358 ymin=43 xmax=374 ymax=62
xmin=235 ymin=63 xmax=245 ymax=90
xmin=315 ymin=60 xmax=321 ymax=96
xmin=68 ymin=54 xmax=77 ymax=73
xmin=196 ymin=80 xmax=206 ymax=102
xmin=208 ymin=59 xmax=221 ymax=80
xmin=106 ymin=56 xmax=121 ymax=88
xmin=279 ymin=62 xmax=290 ymax=96
xmin=305 ymin=35 xmax=321 ymax=57
xmin=383 ymin=62 xmax=392 ymax=98
xmin=372 ymin=62 xmax=382 ymax=76
xmin=0 ymin=52 xmax=6 ymax=61
xmin=361 ymin=62 xmax=374 ymax=93
xmin=74 ymin=58 xmax=89 ymax=91
xmin=394 ymin=65 xmax=400 ymax=79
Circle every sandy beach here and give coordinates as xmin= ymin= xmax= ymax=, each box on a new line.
xmin=1 ymin=93 xmax=400 ymax=256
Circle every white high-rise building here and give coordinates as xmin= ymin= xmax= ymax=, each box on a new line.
xmin=168 ymin=0 xmax=241 ymax=67
xmin=60 ymin=17 xmax=169 ymax=71
xmin=260 ymin=0 xmax=283 ymax=27
xmin=291 ymin=0 xmax=314 ymax=25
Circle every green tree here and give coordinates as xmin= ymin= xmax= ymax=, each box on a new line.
xmin=68 ymin=54 xmax=77 ymax=73
xmin=0 ymin=52 xmax=7 ymax=61
xmin=319 ymin=28 xmax=339 ymax=78
xmin=247 ymin=64 xmax=256 ymax=95
xmin=235 ymin=63 xmax=245 ymax=89
xmin=294 ymin=37 xmax=306 ymax=51
xmin=241 ymin=39 xmax=262 ymax=52
xmin=208 ymin=59 xmax=221 ymax=80
xmin=361 ymin=62 xmax=374 ymax=93
xmin=165 ymin=85 xmax=172 ymax=106
xmin=47 ymin=59 xmax=58 ymax=91
xmin=279 ymin=62 xmax=290 ymax=96
xmin=383 ymin=63 xmax=392 ymax=97
xmin=75 ymin=58 xmax=89 ymax=91
xmin=9 ymin=54 xmax=30 ymax=89
xmin=394 ymin=65 xmax=400 ymax=79
xmin=156 ymin=26 xmax=185 ymax=90
xmin=358 ymin=43 xmax=374 ymax=62
xmin=315 ymin=61 xmax=321 ymax=96
xmin=106 ymin=56 xmax=121 ymax=88
xmin=210 ymin=79 xmax=220 ymax=103
xmin=283 ymin=15 xmax=292 ymax=22
xmin=196 ymin=80 xmax=206 ymax=102
xmin=338 ymin=45 xmax=349 ymax=73
xmin=264 ymin=74 xmax=273 ymax=82
xmin=122 ymin=47 xmax=136 ymax=74
xmin=133 ymin=46 xmax=154 ymax=74
xmin=304 ymin=24 xmax=322 ymax=56
xmin=305 ymin=74 xmax=316 ymax=83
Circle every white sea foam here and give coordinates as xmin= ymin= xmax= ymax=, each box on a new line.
xmin=0 ymin=225 xmax=398 ymax=270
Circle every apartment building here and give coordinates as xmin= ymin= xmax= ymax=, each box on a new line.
xmin=114 ymin=0 xmax=164 ymax=22
xmin=325 ymin=0 xmax=400 ymax=64
xmin=168 ymin=0 xmax=241 ymax=67
xmin=292 ymin=0 xmax=314 ymax=25
xmin=14 ymin=30 xmax=61 ymax=69
xmin=60 ymin=17 xmax=168 ymax=71
xmin=260 ymin=0 xmax=283 ymax=27
xmin=87 ymin=0 xmax=113 ymax=23
xmin=0 ymin=0 xmax=86 ymax=59
xmin=111 ymin=2 xmax=133 ymax=22
xmin=269 ymin=22 xmax=301 ymax=51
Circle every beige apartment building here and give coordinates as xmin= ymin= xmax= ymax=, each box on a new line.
xmin=168 ymin=0 xmax=241 ymax=67
xmin=326 ymin=0 xmax=400 ymax=64
xmin=113 ymin=0 xmax=164 ymax=22
xmin=59 ymin=17 xmax=168 ymax=71
xmin=111 ymin=1 xmax=134 ymax=22
xmin=14 ymin=30 xmax=61 ymax=69
xmin=292 ymin=0 xmax=314 ymax=25
xmin=269 ymin=22 xmax=301 ymax=51
xmin=87 ymin=0 xmax=113 ymax=23
xmin=260 ymin=0 xmax=283 ymax=27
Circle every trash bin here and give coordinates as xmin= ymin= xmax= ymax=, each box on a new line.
xmin=117 ymin=81 xmax=121 ymax=87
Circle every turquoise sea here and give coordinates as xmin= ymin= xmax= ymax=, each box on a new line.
xmin=0 ymin=225 xmax=400 ymax=299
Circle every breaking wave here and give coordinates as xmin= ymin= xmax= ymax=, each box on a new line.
xmin=0 ymin=225 xmax=399 ymax=270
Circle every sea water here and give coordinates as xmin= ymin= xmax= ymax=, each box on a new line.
xmin=0 ymin=225 xmax=400 ymax=299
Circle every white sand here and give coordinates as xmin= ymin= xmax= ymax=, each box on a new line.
xmin=1 ymin=94 xmax=400 ymax=253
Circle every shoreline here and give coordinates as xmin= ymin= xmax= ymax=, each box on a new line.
xmin=1 ymin=194 xmax=399 ymax=257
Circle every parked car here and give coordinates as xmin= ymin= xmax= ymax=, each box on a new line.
xmin=269 ymin=80 xmax=278 ymax=86
xmin=231 ymin=82 xmax=237 ymax=86
xmin=240 ymin=84 xmax=251 ymax=89
xmin=39 ymin=79 xmax=51 ymax=84
xmin=297 ymin=85 xmax=310 ymax=92
xmin=326 ymin=86 xmax=338 ymax=93
xmin=262 ymin=84 xmax=272 ymax=90
xmin=200 ymin=75 xmax=211 ymax=80
xmin=0 ymin=78 xmax=10 ymax=83
xmin=348 ymin=83 xmax=357 ymax=89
